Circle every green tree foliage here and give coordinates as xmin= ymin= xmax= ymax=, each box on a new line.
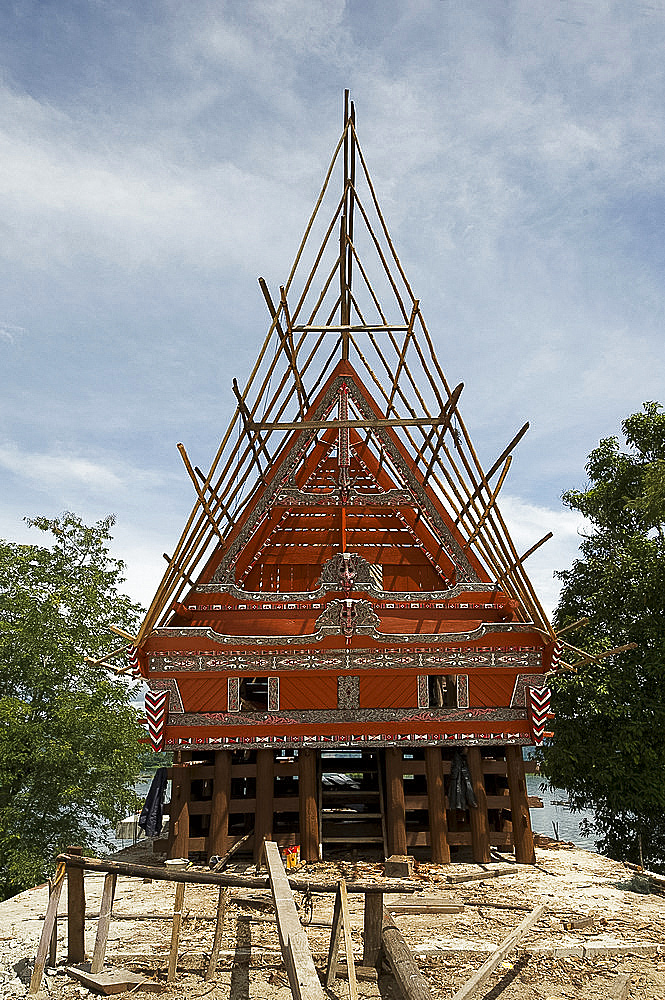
xmin=541 ymin=402 xmax=665 ymax=868
xmin=0 ymin=513 xmax=145 ymax=899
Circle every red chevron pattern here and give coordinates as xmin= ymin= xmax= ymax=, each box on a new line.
xmin=145 ymin=689 xmax=169 ymax=751
xmin=550 ymin=641 xmax=562 ymax=671
xmin=128 ymin=645 xmax=139 ymax=676
xmin=529 ymin=686 xmax=552 ymax=745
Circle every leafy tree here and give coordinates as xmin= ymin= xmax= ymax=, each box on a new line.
xmin=540 ymin=402 xmax=665 ymax=869
xmin=0 ymin=513 xmax=145 ymax=899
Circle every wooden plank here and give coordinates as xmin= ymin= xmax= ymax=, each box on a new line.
xmin=167 ymin=882 xmax=185 ymax=983
xmin=381 ymin=909 xmax=431 ymax=1000
xmin=450 ymin=904 xmax=546 ymax=1000
xmin=362 ymin=893 xmax=383 ymax=969
xmin=204 ymin=887 xmax=228 ymax=981
xmin=90 ymin=873 xmax=116 ymax=974
xmin=506 ymin=746 xmax=536 ymax=864
xmin=65 ymin=964 xmax=152 ymax=995
xmin=264 ymin=841 xmax=325 ymax=1000
xmin=67 ymin=846 xmax=86 ymax=964
xmin=29 ymin=861 xmax=65 ymax=994
xmin=466 ymin=749 xmax=491 ymax=864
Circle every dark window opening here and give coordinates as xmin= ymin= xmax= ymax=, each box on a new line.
xmin=428 ymin=675 xmax=458 ymax=708
xmin=240 ymin=678 xmax=269 ymax=711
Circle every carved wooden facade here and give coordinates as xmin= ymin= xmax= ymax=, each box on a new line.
xmin=134 ymin=94 xmax=557 ymax=865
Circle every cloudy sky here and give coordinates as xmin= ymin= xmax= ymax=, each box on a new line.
xmin=1 ymin=0 xmax=663 ymax=615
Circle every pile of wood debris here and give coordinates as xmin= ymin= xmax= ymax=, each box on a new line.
xmin=1 ymin=837 xmax=664 ymax=1000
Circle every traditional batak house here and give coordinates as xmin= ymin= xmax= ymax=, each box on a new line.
xmin=134 ymin=95 xmax=557 ymax=867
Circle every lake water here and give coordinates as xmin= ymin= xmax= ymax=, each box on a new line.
xmin=527 ymin=774 xmax=597 ymax=851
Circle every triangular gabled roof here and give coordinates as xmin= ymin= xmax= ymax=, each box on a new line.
xmin=137 ymin=93 xmax=554 ymax=644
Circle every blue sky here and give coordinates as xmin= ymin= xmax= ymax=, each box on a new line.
xmin=1 ymin=1 xmax=663 ymax=614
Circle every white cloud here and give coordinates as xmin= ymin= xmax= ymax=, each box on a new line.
xmin=0 ymin=444 xmax=124 ymax=492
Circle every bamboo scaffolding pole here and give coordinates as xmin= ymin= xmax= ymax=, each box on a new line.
xmin=193 ymin=470 xmax=236 ymax=527
xmin=494 ymin=532 xmax=554 ymax=587
xmin=462 ymin=458 xmax=512 ymax=546
xmin=569 ymin=642 xmax=637 ymax=670
xmin=556 ymin=618 xmax=590 ymax=637
xmin=109 ymin=624 xmax=138 ymax=644
xmin=84 ymin=645 xmax=130 ymax=668
xmin=279 ymin=285 xmax=308 ymax=416
xmin=385 ymin=300 xmax=419 ymax=417
xmin=163 ymin=553 xmax=197 ymax=586
xmin=288 ymin=187 xmax=348 ymax=323
xmin=282 ymin=121 xmax=350 ymax=297
xmin=260 ymin=278 xmax=309 ymax=415
xmin=177 ymin=444 xmax=225 ymax=542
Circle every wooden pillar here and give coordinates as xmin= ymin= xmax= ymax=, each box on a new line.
xmin=298 ymin=749 xmax=319 ymax=863
xmin=209 ymin=750 xmax=232 ymax=857
xmin=425 ymin=747 xmax=450 ymax=864
xmin=170 ymin=756 xmax=191 ymax=860
xmin=362 ymin=893 xmax=383 ymax=968
xmin=466 ymin=748 xmax=491 ymax=863
xmin=385 ymin=748 xmax=407 ymax=856
xmin=66 ymin=846 xmax=85 ymax=964
xmin=254 ymin=750 xmax=274 ymax=862
xmin=506 ymin=745 xmax=536 ymax=864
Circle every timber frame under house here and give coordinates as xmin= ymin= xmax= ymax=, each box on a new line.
xmin=134 ymin=94 xmax=561 ymax=867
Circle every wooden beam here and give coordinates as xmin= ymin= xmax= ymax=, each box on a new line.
xmin=385 ymin=748 xmax=407 ymax=856
xmin=466 ymin=750 xmax=491 ymax=864
xmin=299 ymin=749 xmax=319 ymax=864
xmin=325 ymin=880 xmax=358 ymax=999
xmin=204 ymin=887 xmax=228 ymax=981
xmin=167 ymin=882 xmax=185 ymax=983
xmin=67 ymin=846 xmax=86 ymax=964
xmin=90 ymin=873 xmax=116 ymax=973
xmin=209 ymin=750 xmax=232 ymax=858
xmin=29 ymin=862 xmax=65 ymax=994
xmin=248 ymin=413 xmax=455 ymax=432
xmin=293 ymin=324 xmax=410 ymax=332
xmin=425 ymin=747 xmax=450 ymax=864
xmin=264 ymin=841 xmax=325 ymax=1000
xmin=381 ymin=909 xmax=431 ymax=1000
xmin=254 ymin=750 xmax=275 ymax=863
xmin=170 ymin=761 xmax=191 ymax=860
xmin=451 ymin=904 xmax=546 ymax=1000
xmin=506 ymin=746 xmax=535 ymax=865
xmin=362 ymin=893 xmax=383 ymax=969
xmin=57 ymin=852 xmax=419 ymax=894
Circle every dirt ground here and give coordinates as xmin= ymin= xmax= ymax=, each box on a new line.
xmin=1 ymin=837 xmax=664 ymax=1000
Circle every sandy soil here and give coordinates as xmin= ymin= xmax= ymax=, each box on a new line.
xmin=1 ymin=838 xmax=664 ymax=1000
